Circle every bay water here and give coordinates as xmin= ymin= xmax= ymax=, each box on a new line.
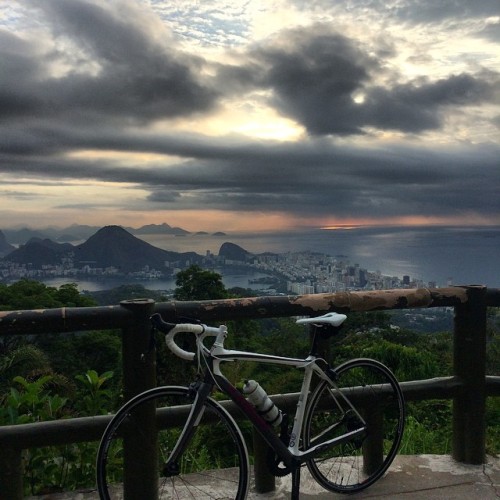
xmin=43 ymin=226 xmax=500 ymax=291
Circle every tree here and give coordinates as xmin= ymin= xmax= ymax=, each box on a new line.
xmin=174 ymin=265 xmax=228 ymax=301
xmin=0 ymin=280 xmax=95 ymax=311
xmin=156 ymin=266 xmax=229 ymax=385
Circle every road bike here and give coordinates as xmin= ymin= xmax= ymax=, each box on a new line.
xmin=96 ymin=311 xmax=405 ymax=499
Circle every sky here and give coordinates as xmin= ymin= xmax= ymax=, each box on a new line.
xmin=0 ymin=0 xmax=499 ymax=233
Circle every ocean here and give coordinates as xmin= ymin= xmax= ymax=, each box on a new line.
xmin=140 ymin=225 xmax=500 ymax=288
xmin=42 ymin=225 xmax=500 ymax=291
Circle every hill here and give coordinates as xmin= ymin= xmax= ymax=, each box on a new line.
xmin=4 ymin=238 xmax=73 ymax=266
xmin=0 ymin=230 xmax=15 ymax=257
xmin=2 ymin=226 xmax=203 ymax=272
xmin=74 ymin=226 xmax=201 ymax=271
xmin=218 ymin=242 xmax=250 ymax=261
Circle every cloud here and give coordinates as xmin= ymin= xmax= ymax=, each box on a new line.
xmin=1 ymin=125 xmax=498 ymax=222
xmin=219 ymin=24 xmax=500 ymax=136
xmin=0 ymin=0 xmax=498 ymax=230
xmin=1 ymin=0 xmax=218 ymax=125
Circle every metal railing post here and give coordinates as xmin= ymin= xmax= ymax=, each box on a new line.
xmin=120 ymin=298 xmax=158 ymax=500
xmin=452 ymin=285 xmax=487 ymax=464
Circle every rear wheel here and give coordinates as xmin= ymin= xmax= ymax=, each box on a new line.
xmin=96 ymin=386 xmax=249 ymax=499
xmin=303 ymin=358 xmax=405 ymax=493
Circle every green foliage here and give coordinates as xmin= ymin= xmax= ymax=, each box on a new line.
xmin=0 ymin=279 xmax=95 ymax=311
xmin=1 ymin=375 xmax=69 ymax=425
xmin=486 ymin=311 xmax=500 ymax=376
xmin=36 ymin=330 xmax=122 ymax=387
xmin=359 ymin=340 xmax=440 ymax=381
xmin=174 ymin=264 xmax=228 ymax=300
xmin=400 ymin=414 xmax=451 ymax=455
xmin=0 ymin=370 xmax=114 ymax=495
xmin=1 ymin=275 xmax=498 ymax=491
xmin=333 ymin=331 xmax=445 ymax=381
xmin=486 ymin=397 xmax=500 ymax=455
xmin=75 ymin=370 xmax=114 ymax=416
xmin=0 ymin=344 xmax=52 ymax=394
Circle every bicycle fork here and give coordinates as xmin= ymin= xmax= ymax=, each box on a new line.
xmin=162 ymin=380 xmax=212 ymax=477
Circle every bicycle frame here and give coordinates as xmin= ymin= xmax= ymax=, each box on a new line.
xmin=98 ymin=314 xmax=403 ymax=500
xmin=186 ymin=328 xmax=368 ymax=470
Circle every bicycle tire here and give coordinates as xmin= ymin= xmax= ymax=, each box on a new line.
xmin=96 ymin=385 xmax=249 ymax=499
xmin=303 ymin=358 xmax=405 ymax=493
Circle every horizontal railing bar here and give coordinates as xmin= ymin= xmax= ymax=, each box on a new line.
xmin=2 ymin=376 xmax=499 ymax=450
xmin=399 ymin=376 xmax=461 ymax=400
xmin=0 ymin=415 xmax=112 ymax=448
xmin=3 ymin=286 xmax=497 ymax=336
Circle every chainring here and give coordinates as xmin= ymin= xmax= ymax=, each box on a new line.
xmin=267 ymin=449 xmax=293 ymax=477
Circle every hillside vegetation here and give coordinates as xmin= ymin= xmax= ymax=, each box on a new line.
xmin=0 ymin=274 xmax=499 ymax=496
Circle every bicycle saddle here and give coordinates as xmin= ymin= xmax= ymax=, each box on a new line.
xmin=296 ymin=312 xmax=347 ymax=327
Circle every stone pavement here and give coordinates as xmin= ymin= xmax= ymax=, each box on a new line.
xmin=27 ymin=454 xmax=500 ymax=499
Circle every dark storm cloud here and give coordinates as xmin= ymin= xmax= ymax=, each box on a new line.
xmin=224 ymin=25 xmax=500 ymax=136
xmin=256 ymin=29 xmax=377 ymax=135
xmin=1 ymin=128 xmax=498 ymax=220
xmin=361 ymin=72 xmax=497 ymax=133
xmin=0 ymin=0 xmax=499 ymax=225
xmin=1 ymin=0 xmax=217 ymax=124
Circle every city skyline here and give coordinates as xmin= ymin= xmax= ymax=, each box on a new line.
xmin=1 ymin=0 xmax=499 ymax=233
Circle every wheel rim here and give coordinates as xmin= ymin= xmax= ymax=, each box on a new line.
xmin=304 ymin=359 xmax=405 ymax=493
xmin=97 ymin=387 xmax=248 ymax=499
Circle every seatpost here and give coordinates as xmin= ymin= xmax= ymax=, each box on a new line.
xmin=309 ymin=324 xmax=338 ymax=360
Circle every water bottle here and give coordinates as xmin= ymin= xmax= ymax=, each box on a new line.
xmin=243 ymin=380 xmax=282 ymax=426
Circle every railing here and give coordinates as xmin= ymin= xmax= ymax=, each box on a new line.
xmin=0 ymin=285 xmax=499 ymax=499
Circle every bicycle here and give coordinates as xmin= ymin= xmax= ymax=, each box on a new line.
xmin=96 ymin=311 xmax=405 ymax=499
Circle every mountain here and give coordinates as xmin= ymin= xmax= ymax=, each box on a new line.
xmin=1 ymin=225 xmax=100 ymax=244
xmin=4 ymin=238 xmax=73 ymax=266
xmin=0 ymin=222 xmax=224 ymax=244
xmin=218 ymin=242 xmax=251 ymax=261
xmin=2 ymin=227 xmax=49 ymax=245
xmin=0 ymin=230 xmax=15 ymax=257
xmin=60 ymin=224 xmax=102 ymax=241
xmin=74 ymin=225 xmax=201 ymax=271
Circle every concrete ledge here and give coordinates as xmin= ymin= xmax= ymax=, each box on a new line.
xmin=260 ymin=454 xmax=500 ymax=499
xmin=27 ymin=455 xmax=500 ymax=499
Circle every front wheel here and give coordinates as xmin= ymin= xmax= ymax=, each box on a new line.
xmin=303 ymin=358 xmax=405 ymax=493
xmin=96 ymin=386 xmax=249 ymax=499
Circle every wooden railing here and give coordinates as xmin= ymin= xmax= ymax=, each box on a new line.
xmin=0 ymin=285 xmax=499 ymax=499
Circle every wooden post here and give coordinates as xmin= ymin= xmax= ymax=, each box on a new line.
xmin=362 ymin=403 xmax=384 ymax=475
xmin=452 ymin=286 xmax=487 ymax=464
xmin=252 ymin=430 xmax=276 ymax=493
xmin=120 ymin=299 xmax=158 ymax=500
xmin=0 ymin=447 xmax=23 ymax=500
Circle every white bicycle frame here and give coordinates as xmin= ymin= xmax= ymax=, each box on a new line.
xmin=199 ymin=324 xmax=367 ymax=461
